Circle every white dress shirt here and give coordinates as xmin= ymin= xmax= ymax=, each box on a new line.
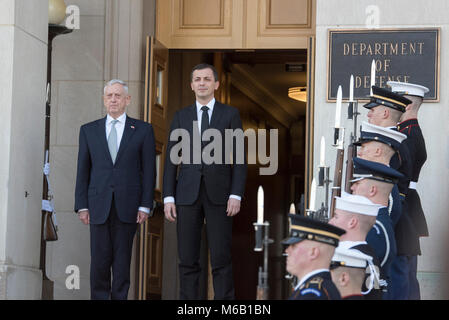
xmin=78 ymin=112 xmax=150 ymax=215
xmin=164 ymin=98 xmax=241 ymax=204
xmin=195 ymin=98 xmax=215 ymax=135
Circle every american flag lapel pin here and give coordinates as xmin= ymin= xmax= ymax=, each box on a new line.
xmin=131 ymin=125 xmax=135 ymax=129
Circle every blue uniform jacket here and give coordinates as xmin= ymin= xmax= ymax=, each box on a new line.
xmin=389 ymin=185 xmax=403 ymax=227
xmin=367 ymin=207 xmax=397 ymax=283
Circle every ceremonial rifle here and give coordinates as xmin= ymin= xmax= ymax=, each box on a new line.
xmin=344 ymin=75 xmax=359 ymax=193
xmin=329 ymin=86 xmax=345 ymax=218
xmin=344 ymin=145 xmax=355 ymax=193
xmin=330 ymin=138 xmax=344 ymax=217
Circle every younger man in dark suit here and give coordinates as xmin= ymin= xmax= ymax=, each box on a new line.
xmin=163 ymin=63 xmax=247 ymax=299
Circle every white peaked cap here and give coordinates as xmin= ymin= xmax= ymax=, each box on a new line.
xmin=360 ymin=121 xmax=407 ymax=144
xmin=335 ymin=191 xmax=384 ymax=217
xmin=332 ymin=246 xmax=373 ymax=269
xmin=387 ymin=81 xmax=429 ymax=98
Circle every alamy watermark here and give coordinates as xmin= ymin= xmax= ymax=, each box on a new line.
xmin=365 ymin=5 xmax=380 ymax=29
xmin=65 ymin=5 xmax=80 ymax=30
xmin=65 ymin=265 xmax=80 ymax=290
xmin=169 ymin=122 xmax=278 ymax=176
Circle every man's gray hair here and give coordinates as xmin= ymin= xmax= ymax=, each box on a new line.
xmin=104 ymin=79 xmax=129 ymax=95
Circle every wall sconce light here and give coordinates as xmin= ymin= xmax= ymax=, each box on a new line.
xmin=49 ymin=0 xmax=67 ymax=25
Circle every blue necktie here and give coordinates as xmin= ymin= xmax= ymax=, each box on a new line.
xmin=108 ymin=119 xmax=119 ymax=164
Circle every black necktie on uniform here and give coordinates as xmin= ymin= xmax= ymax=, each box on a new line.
xmin=201 ymin=106 xmax=209 ymax=148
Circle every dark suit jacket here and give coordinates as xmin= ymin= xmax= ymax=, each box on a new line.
xmin=162 ymin=101 xmax=247 ymax=205
xmin=74 ymin=115 xmax=156 ymax=224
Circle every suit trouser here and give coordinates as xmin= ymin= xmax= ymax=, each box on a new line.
xmin=177 ymin=180 xmax=234 ymax=300
xmin=90 ymin=198 xmax=137 ymax=300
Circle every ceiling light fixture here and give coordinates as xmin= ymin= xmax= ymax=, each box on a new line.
xmin=288 ymin=86 xmax=307 ymax=102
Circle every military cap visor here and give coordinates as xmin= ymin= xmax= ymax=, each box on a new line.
xmin=363 ymin=86 xmax=412 ymax=112
xmin=353 ymin=136 xmax=397 ymax=150
xmin=354 ymin=135 xmax=398 ymax=150
xmin=350 ymin=157 xmax=404 ymax=184
xmin=282 ymin=214 xmax=345 ymax=247
xmin=350 ymin=174 xmax=398 ymax=184
xmin=354 ymin=121 xmax=407 ymax=151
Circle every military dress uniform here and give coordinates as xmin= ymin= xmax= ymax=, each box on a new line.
xmin=388 ymin=136 xmax=419 ymax=259
xmin=289 ymin=270 xmax=342 ymax=300
xmin=362 ymin=86 xmax=413 ymax=204
xmin=397 ymin=118 xmax=428 ymax=237
xmin=388 ymin=125 xmax=422 ymax=299
xmin=362 ymin=87 xmax=425 ymax=300
xmin=352 ymin=122 xmax=407 ymax=296
xmin=282 ymin=214 xmax=345 ymax=300
xmin=389 ymin=141 xmax=420 ymax=254
xmin=334 ymin=192 xmax=385 ymax=299
xmin=366 ymin=207 xmax=396 ymax=297
xmin=390 ymin=185 xmax=402 ymax=227
xmin=354 ymin=121 xmax=407 ymax=229
xmin=363 ymin=86 xmax=418 ymax=258
xmin=388 ymin=81 xmax=430 ymax=300
xmin=351 ymin=155 xmax=404 ymax=299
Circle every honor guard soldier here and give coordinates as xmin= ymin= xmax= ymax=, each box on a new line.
xmin=329 ymin=192 xmax=384 ymax=299
xmin=363 ymin=86 xmax=422 ymax=299
xmin=282 ymin=214 xmax=345 ymax=300
xmin=363 ymin=85 xmax=413 ymax=199
xmin=387 ymin=81 xmax=430 ymax=300
xmin=350 ymin=157 xmax=404 ymax=299
xmin=330 ymin=246 xmax=375 ymax=300
xmin=355 ymin=121 xmax=407 ymax=227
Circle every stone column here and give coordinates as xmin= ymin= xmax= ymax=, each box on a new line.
xmin=0 ymin=0 xmax=49 ymax=299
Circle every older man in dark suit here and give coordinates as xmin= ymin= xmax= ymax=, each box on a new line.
xmin=75 ymin=79 xmax=156 ymax=300
xmin=163 ymin=63 xmax=247 ymax=300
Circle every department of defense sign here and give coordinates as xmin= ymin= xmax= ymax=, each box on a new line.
xmin=327 ymin=28 xmax=440 ymax=102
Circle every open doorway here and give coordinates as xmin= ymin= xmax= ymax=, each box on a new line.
xmin=157 ymin=49 xmax=309 ymax=300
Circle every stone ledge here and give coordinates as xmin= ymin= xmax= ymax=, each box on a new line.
xmin=0 ymin=263 xmax=42 ymax=300
xmin=418 ymin=272 xmax=449 ymax=300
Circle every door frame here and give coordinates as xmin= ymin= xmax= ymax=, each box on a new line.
xmin=136 ymin=36 xmax=169 ymax=300
xmin=136 ymin=41 xmax=317 ymax=299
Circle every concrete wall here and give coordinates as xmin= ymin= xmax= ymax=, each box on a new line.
xmin=0 ymin=0 xmax=48 ymax=299
xmin=46 ymin=0 xmax=155 ymax=299
xmin=314 ymin=0 xmax=449 ymax=299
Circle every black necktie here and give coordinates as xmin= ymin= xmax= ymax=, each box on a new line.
xmin=201 ymin=106 xmax=209 ymax=148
